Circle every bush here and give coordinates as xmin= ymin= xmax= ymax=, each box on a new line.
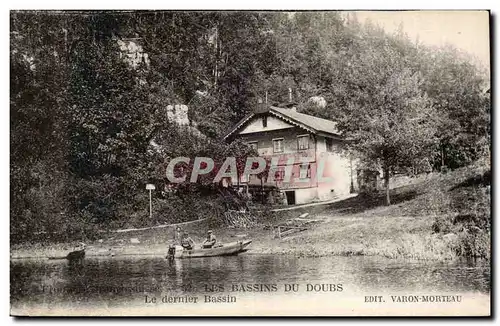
xmin=432 ymin=215 xmax=454 ymax=234
xmin=431 ymin=168 xmax=490 ymax=258
xmin=455 ymin=231 xmax=490 ymax=259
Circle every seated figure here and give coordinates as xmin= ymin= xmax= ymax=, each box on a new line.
xmin=180 ymin=231 xmax=195 ymax=250
xmin=202 ymin=230 xmax=217 ymax=249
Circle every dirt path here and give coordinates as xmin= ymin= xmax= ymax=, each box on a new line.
xmin=113 ymin=218 xmax=207 ymax=233
xmin=270 ymin=194 xmax=357 ymax=212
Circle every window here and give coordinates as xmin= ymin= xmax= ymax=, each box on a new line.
xmin=297 ymin=135 xmax=309 ymax=150
xmin=273 ymin=138 xmax=284 ymax=153
xmin=240 ymin=174 xmax=250 ymax=183
xmin=300 ymin=164 xmax=311 ymax=179
xmin=274 ymin=169 xmax=285 ymax=181
xmin=248 ymin=141 xmax=258 ymax=151
xmin=263 ymin=116 xmax=268 ymax=128
xmin=326 ymin=138 xmax=335 ymax=152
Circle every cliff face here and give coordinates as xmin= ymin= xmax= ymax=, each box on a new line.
xmin=116 ymin=38 xmax=150 ymax=68
xmin=166 ymin=104 xmax=190 ymax=126
xmin=149 ymin=104 xmax=204 ymax=153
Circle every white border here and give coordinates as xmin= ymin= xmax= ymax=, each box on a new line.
xmin=2 ymin=2 xmax=496 ymax=326
xmin=3 ymin=0 xmax=499 ymax=10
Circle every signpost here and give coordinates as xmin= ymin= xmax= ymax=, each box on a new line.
xmin=146 ymin=184 xmax=155 ymax=219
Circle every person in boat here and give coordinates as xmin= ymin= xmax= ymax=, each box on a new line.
xmin=202 ymin=230 xmax=217 ymax=249
xmin=174 ymin=226 xmax=182 ymax=243
xmin=180 ymin=231 xmax=195 ymax=250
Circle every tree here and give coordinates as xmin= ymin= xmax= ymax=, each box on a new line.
xmin=336 ymin=41 xmax=438 ymax=205
xmin=415 ymin=45 xmax=490 ymax=169
xmin=10 ymin=12 xmax=74 ymax=241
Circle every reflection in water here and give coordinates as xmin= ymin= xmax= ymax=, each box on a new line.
xmin=11 ymin=255 xmax=490 ymax=308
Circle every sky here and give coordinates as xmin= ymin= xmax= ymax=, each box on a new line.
xmin=353 ymin=11 xmax=490 ymax=68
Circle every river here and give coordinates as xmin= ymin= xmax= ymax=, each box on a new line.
xmin=10 ymin=254 xmax=490 ymax=316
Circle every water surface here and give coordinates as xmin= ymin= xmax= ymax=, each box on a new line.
xmin=10 ymin=254 xmax=490 ymax=314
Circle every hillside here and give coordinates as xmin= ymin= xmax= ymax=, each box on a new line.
xmin=263 ymin=158 xmax=491 ymax=259
xmin=11 ymin=159 xmax=490 ymax=261
xmin=11 ymin=12 xmax=490 ymax=245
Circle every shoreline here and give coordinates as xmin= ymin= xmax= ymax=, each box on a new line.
xmin=10 ymin=214 xmax=466 ymax=262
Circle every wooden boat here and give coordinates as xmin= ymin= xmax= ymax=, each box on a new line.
xmin=48 ymin=243 xmax=86 ymax=261
xmin=167 ymin=240 xmax=252 ymax=259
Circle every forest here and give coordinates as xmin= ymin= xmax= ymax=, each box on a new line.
xmin=10 ymin=11 xmax=490 ymax=244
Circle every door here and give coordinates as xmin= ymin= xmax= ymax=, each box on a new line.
xmin=285 ymin=191 xmax=296 ymax=205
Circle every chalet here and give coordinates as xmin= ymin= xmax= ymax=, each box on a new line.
xmin=223 ymin=105 xmax=357 ymax=205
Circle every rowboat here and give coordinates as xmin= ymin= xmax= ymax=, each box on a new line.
xmin=167 ymin=240 xmax=252 ymax=259
xmin=48 ymin=243 xmax=86 ymax=261
xmin=47 ymin=248 xmax=86 ymax=260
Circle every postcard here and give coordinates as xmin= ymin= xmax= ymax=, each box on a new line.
xmin=10 ymin=10 xmax=491 ymax=316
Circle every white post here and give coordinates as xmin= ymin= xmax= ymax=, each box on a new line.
xmin=149 ymin=189 xmax=152 ymax=219
xmin=146 ymin=184 xmax=155 ymax=219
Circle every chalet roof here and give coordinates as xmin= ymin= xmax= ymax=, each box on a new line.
xmin=223 ymin=106 xmax=341 ymax=140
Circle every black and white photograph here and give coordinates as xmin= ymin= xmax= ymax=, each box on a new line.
xmin=9 ymin=9 xmax=491 ymax=316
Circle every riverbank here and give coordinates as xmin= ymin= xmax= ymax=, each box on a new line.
xmin=8 ymin=214 xmax=447 ymax=260
xmin=11 ymin=161 xmax=490 ymax=261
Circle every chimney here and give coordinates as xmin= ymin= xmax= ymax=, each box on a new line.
xmin=288 ymin=88 xmax=292 ymax=102
xmin=255 ymin=98 xmax=269 ymax=114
